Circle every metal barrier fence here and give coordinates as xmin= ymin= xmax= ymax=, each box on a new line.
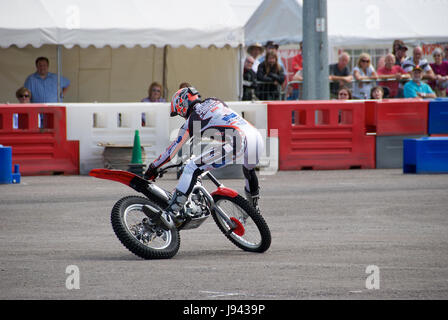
xmin=281 ymin=78 xmax=421 ymax=101
xmin=243 ymin=80 xmax=282 ymax=101
xmin=244 ymin=78 xmax=421 ymax=101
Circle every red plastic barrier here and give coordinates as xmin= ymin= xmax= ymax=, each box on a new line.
xmin=0 ymin=104 xmax=79 ymax=176
xmin=365 ymin=98 xmax=428 ymax=136
xmin=268 ymin=101 xmax=375 ymax=170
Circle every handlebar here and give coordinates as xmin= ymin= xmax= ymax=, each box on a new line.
xmin=154 ymin=162 xmax=183 ymax=179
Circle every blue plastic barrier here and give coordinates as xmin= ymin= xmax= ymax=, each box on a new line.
xmin=0 ymin=145 xmax=21 ymax=184
xmin=403 ymin=137 xmax=448 ymax=174
xmin=428 ymin=99 xmax=448 ymax=134
xmin=0 ymin=145 xmax=12 ymax=183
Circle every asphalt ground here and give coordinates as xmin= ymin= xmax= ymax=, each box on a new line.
xmin=1 ymin=169 xmax=448 ymax=301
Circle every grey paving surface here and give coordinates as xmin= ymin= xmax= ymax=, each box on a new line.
xmin=1 ymin=169 xmax=448 ymax=300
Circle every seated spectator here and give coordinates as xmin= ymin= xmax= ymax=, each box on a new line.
xmin=16 ymin=87 xmax=31 ymax=103
xmin=329 ymin=52 xmax=353 ymax=99
xmin=24 ymin=56 xmax=70 ymax=103
xmin=242 ymin=56 xmax=257 ymax=101
xmin=403 ymin=65 xmax=436 ymax=99
xmin=255 ymin=41 xmax=286 ymax=74
xmin=392 ymin=40 xmax=408 ymax=66
xmin=429 ymin=48 xmax=448 ymax=97
xmin=141 ymin=81 xmax=166 ymax=102
xmin=444 ymin=45 xmax=448 ymax=62
xmin=377 ymin=54 xmax=409 ymax=98
xmin=337 ymin=86 xmax=352 ymax=100
xmin=256 ymin=51 xmax=285 ymax=100
xmin=179 ymin=82 xmax=192 ymax=89
xmin=352 ymin=53 xmax=378 ymax=99
xmin=370 ymin=86 xmax=384 ymax=99
xmin=402 ymin=46 xmax=435 ymax=80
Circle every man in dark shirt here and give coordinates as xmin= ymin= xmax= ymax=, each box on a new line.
xmin=242 ymin=56 xmax=257 ymax=100
xmin=329 ymin=52 xmax=353 ymax=98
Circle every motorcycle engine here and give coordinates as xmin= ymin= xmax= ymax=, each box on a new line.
xmin=185 ymin=192 xmax=205 ymax=217
xmin=178 ymin=186 xmax=212 ymax=230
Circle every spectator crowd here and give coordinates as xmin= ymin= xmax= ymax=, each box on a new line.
xmin=11 ymin=40 xmax=448 ymax=105
xmin=243 ymin=39 xmax=448 ymax=101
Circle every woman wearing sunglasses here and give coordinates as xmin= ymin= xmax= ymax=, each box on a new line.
xmin=352 ymin=53 xmax=378 ymax=99
xmin=16 ymin=87 xmax=31 ymax=103
xmin=141 ymin=81 xmax=166 ymax=102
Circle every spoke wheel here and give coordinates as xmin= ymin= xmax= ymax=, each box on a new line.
xmin=111 ymin=196 xmax=180 ymax=259
xmin=212 ymin=194 xmax=271 ymax=253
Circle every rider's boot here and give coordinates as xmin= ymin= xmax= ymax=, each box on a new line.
xmin=142 ymin=190 xmax=188 ymax=231
xmin=245 ymin=187 xmax=261 ymax=214
xmin=166 ymin=189 xmax=189 ymax=226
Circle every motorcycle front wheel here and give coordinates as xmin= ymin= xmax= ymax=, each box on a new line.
xmin=111 ymin=196 xmax=180 ymax=259
xmin=212 ymin=194 xmax=271 ymax=253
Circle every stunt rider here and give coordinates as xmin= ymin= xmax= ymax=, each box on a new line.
xmin=143 ymin=87 xmax=264 ymax=229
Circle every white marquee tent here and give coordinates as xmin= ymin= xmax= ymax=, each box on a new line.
xmin=2 ymin=0 xmax=448 ymax=103
xmin=0 ymin=0 xmax=243 ymax=49
xmin=0 ymin=0 xmax=245 ymax=103
xmin=245 ymin=0 xmax=448 ymax=47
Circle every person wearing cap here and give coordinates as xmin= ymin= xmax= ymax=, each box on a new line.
xmin=403 ymin=65 xmax=436 ymax=99
xmin=402 ymin=46 xmax=435 ymax=80
xmin=392 ymin=40 xmax=408 ymax=66
xmin=254 ymin=41 xmax=286 ymax=73
xmin=246 ymin=43 xmax=264 ymax=73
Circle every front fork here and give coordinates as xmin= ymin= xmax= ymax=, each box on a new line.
xmin=201 ymin=171 xmax=240 ymax=232
xmin=191 ymin=183 xmax=237 ymax=231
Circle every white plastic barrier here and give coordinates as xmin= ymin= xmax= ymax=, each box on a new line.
xmin=56 ymin=101 xmax=277 ymax=175
xmin=60 ymin=103 xmax=171 ymax=174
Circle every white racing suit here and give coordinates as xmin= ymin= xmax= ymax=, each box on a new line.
xmin=151 ymin=98 xmax=264 ymax=212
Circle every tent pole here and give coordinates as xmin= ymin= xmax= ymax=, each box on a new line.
xmin=162 ymin=45 xmax=168 ymax=99
xmin=238 ymin=44 xmax=243 ymax=100
xmin=57 ymin=45 xmax=62 ymax=102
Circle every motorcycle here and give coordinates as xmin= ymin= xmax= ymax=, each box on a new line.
xmin=89 ymin=162 xmax=271 ymax=259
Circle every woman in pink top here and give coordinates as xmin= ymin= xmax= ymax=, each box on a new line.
xmin=429 ymin=48 xmax=448 ymax=97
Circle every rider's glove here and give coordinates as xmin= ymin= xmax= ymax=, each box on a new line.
xmin=144 ymin=163 xmax=158 ymax=181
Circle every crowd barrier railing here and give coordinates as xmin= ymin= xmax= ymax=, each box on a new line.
xmin=364 ymin=98 xmax=429 ymax=169
xmin=428 ymin=98 xmax=448 ymax=135
xmin=267 ymin=100 xmax=375 ymax=170
xmin=50 ymin=103 xmax=171 ymax=175
xmin=0 ymin=104 xmax=79 ymax=175
xmin=5 ymin=98 xmax=445 ymax=176
xmin=365 ymin=98 xmax=429 ymax=136
xmin=404 ymin=137 xmax=448 ymax=173
xmin=51 ymin=102 xmax=278 ymax=176
xmin=282 ymin=78 xmax=417 ymax=101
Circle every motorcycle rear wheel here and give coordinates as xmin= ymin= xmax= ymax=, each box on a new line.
xmin=212 ymin=194 xmax=271 ymax=253
xmin=111 ymin=196 xmax=180 ymax=259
